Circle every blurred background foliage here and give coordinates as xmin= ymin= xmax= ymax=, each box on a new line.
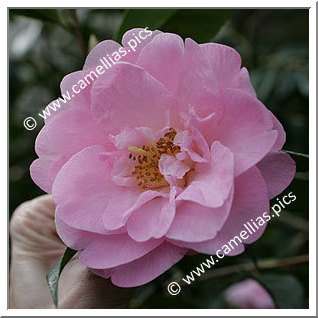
xmin=9 ymin=9 xmax=309 ymax=309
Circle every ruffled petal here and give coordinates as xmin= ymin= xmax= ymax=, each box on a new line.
xmin=121 ymin=28 xmax=162 ymax=63
xmin=170 ymin=166 xmax=269 ymax=255
xmin=137 ymin=33 xmax=184 ymax=92
xmin=112 ymin=125 xmax=153 ymax=150
xmin=126 ymin=187 xmax=177 ymax=241
xmin=214 ymin=88 xmax=277 ymax=176
xmin=270 ymin=112 xmax=286 ymax=151
xmin=174 ymin=127 xmax=210 ymax=163
xmin=103 ymin=189 xmax=166 ymax=230
xmin=59 ymin=70 xmax=94 ymax=109
xmin=79 ymin=233 xmax=163 ymax=269
xmin=257 ymin=151 xmax=296 ymax=198
xmin=55 ymin=208 xmax=124 ymax=250
xmin=166 ymin=187 xmax=233 ymax=242
xmin=30 ymin=107 xmax=107 ymax=193
xmin=52 ymin=145 xmax=118 ymax=234
xmin=106 ymin=242 xmax=187 ymax=287
xmin=91 ymin=62 xmax=179 ymax=134
xmin=177 ymin=141 xmax=234 ymax=208
xmin=200 ymin=43 xmax=256 ymax=98
xmin=159 ymin=154 xmax=190 ymax=180
xmin=83 ymin=40 xmax=122 ymax=70
xmin=172 ymin=38 xmax=222 ymax=120
xmin=30 ymin=156 xmax=66 ymax=194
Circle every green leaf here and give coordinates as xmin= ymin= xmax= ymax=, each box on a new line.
xmin=114 ymin=9 xmax=178 ymax=42
xmin=284 ymin=150 xmax=309 ymax=172
xmin=206 ymin=294 xmax=230 ymax=309
xmin=114 ymin=9 xmax=230 ymax=43
xmin=10 ymin=9 xmax=65 ymax=28
xmin=46 ymin=247 xmax=77 ymax=307
xmin=256 ymin=273 xmax=305 ymax=309
xmin=294 ymin=171 xmax=309 ymax=181
xmin=160 ymin=9 xmax=231 ymax=43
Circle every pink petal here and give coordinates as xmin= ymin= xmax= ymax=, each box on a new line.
xmin=176 ymin=38 xmax=222 ymax=119
xmin=174 ymin=127 xmax=210 ymax=163
xmin=109 ymin=242 xmax=187 ymax=287
xmin=30 ymin=107 xmax=107 ymax=193
xmin=113 ymin=125 xmax=153 ymax=150
xmin=270 ymin=112 xmax=286 ymax=151
xmin=200 ymin=43 xmax=241 ymax=84
xmin=166 ymin=187 xmax=233 ymax=242
xmin=59 ymin=70 xmax=93 ymax=109
xmin=254 ymin=99 xmax=286 ymax=152
xmin=79 ymin=233 xmax=163 ymax=269
xmin=39 ymin=108 xmax=107 ymax=159
xmin=171 ymin=166 xmax=269 ymax=255
xmin=224 ymin=279 xmax=275 ymax=309
xmin=110 ymin=156 xmax=138 ymax=187
xmin=177 ymin=141 xmax=234 ymax=208
xmin=121 ymin=28 xmax=162 ymax=64
xmin=257 ymin=151 xmax=296 ymax=199
xmin=159 ymin=154 xmax=190 ymax=179
xmin=83 ymin=40 xmax=122 ymax=70
xmin=52 ymin=145 xmax=118 ymax=234
xmin=91 ymin=62 xmax=179 ymax=134
xmin=137 ymin=32 xmax=184 ymax=92
xmin=55 ymin=208 xmax=98 ymax=250
xmin=41 ymin=70 xmax=94 ymax=123
xmin=30 ymin=156 xmax=66 ymax=194
xmin=180 ymin=104 xmax=217 ymax=147
xmin=56 ymin=208 xmax=125 ymax=250
xmin=103 ymin=189 xmax=164 ymax=230
xmin=200 ymin=43 xmax=256 ymax=98
xmin=214 ymin=88 xmax=277 ymax=176
xmin=234 ymin=67 xmax=257 ymax=98
xmin=126 ymin=188 xmax=177 ymax=242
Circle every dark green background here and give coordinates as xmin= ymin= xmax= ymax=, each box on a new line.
xmin=9 ymin=9 xmax=309 ymax=309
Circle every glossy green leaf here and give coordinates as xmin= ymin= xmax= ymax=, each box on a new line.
xmin=46 ymin=247 xmax=77 ymax=307
xmin=114 ymin=9 xmax=178 ymax=42
xmin=160 ymin=9 xmax=231 ymax=43
xmin=256 ymin=273 xmax=305 ymax=309
xmin=114 ymin=9 xmax=230 ymax=44
xmin=10 ymin=9 xmax=65 ymax=27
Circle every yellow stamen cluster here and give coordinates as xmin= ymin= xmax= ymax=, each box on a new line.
xmin=128 ymin=128 xmax=181 ymax=190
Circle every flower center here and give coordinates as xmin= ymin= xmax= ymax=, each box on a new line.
xmin=128 ymin=128 xmax=181 ymax=190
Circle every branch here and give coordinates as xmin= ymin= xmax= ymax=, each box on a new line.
xmin=70 ymin=9 xmax=87 ymax=60
xmin=131 ymin=254 xmax=309 ymax=308
xmin=186 ymin=254 xmax=309 ymax=285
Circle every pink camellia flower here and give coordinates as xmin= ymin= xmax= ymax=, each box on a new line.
xmin=224 ymin=278 xmax=275 ymax=309
xmin=31 ymin=29 xmax=295 ymax=287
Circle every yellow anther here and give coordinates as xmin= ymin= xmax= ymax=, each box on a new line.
xmin=128 ymin=128 xmax=180 ymax=190
xmin=127 ymin=146 xmax=150 ymax=157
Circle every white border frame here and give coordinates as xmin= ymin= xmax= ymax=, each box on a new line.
xmin=4 ymin=1 xmax=316 ymax=316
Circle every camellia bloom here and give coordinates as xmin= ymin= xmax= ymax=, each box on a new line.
xmin=224 ymin=278 xmax=275 ymax=309
xmin=31 ymin=29 xmax=295 ymax=287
